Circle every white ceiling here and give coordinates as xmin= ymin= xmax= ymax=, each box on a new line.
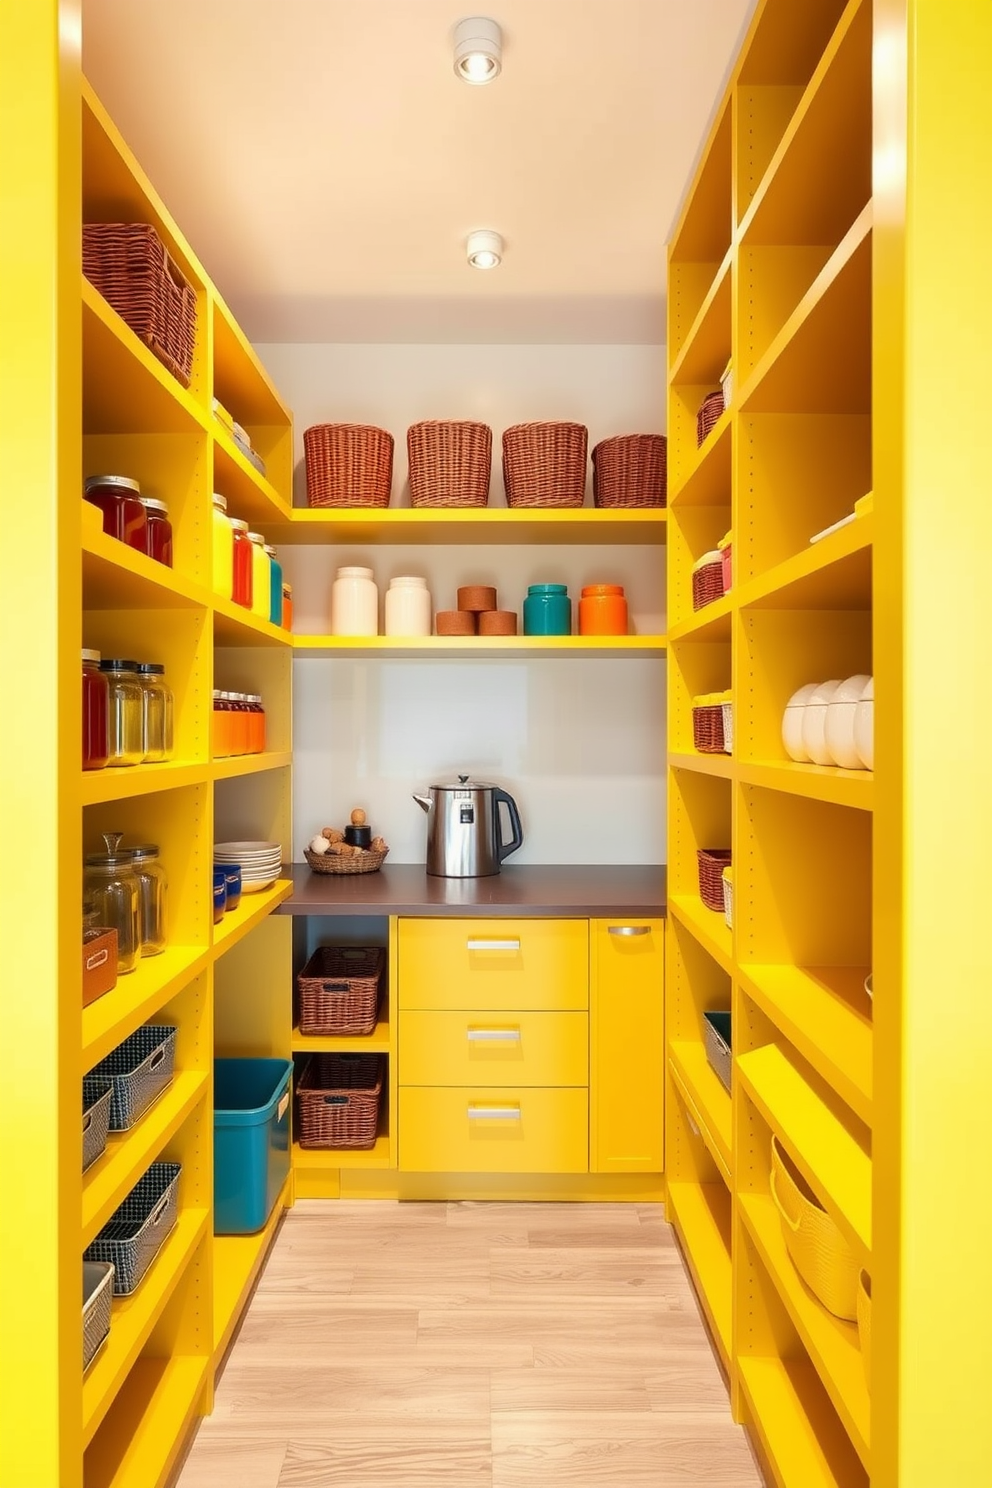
xmin=81 ymin=0 xmax=755 ymax=343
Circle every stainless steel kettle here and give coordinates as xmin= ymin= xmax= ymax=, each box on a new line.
xmin=412 ymin=775 xmax=523 ymax=877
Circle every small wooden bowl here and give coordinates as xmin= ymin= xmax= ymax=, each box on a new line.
xmin=478 ymin=610 xmax=518 ymax=636
xmin=457 ymin=585 xmax=497 ymax=612
xmin=435 ymin=610 xmax=477 ymax=635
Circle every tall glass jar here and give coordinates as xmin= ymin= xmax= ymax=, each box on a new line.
xmin=331 ymin=566 xmax=378 ymax=636
xmin=212 ymin=690 xmax=234 ymax=757
xmin=82 ymin=649 xmax=109 ymax=770
xmin=247 ymin=694 xmax=266 ymax=753
xmin=140 ymin=498 xmax=173 ymax=567
xmin=265 ymin=545 xmax=283 ymax=627
xmin=98 ymin=659 xmax=144 ymax=766
xmin=83 ymin=834 xmax=140 ymax=974
xmin=385 ymin=575 xmax=432 ymax=636
xmin=84 ymin=475 xmax=147 ymax=550
xmin=212 ymin=493 xmax=234 ymax=598
xmin=231 ymin=519 xmax=253 ymax=609
xmin=248 ymin=533 xmax=271 ymax=621
xmin=281 ymin=582 xmax=293 ymax=631
xmin=130 ymin=843 xmax=168 ymax=956
xmin=136 ymin=663 xmax=174 ymax=762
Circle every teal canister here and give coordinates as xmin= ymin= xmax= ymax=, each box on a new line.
xmin=523 ymin=583 xmax=571 ymax=636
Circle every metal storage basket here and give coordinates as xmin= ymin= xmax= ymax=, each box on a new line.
xmin=83 ymin=1024 xmax=177 ymax=1131
xmin=82 ymin=1082 xmax=113 ymax=1172
xmin=84 ymin=1161 xmax=181 ymax=1296
xmin=703 ymin=1011 xmax=732 ymax=1094
xmin=83 ymin=1261 xmax=115 ymax=1372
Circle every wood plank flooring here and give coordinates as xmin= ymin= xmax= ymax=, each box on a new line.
xmin=175 ymin=1201 xmax=762 ymax=1488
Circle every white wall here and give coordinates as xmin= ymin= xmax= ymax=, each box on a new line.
xmin=254 ymin=342 xmax=668 ymax=865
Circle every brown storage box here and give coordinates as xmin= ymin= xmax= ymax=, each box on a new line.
xmin=83 ymin=928 xmax=118 ymax=1007
xmin=435 ymin=610 xmax=477 ymax=636
xmin=457 ymin=585 xmax=497 ymax=612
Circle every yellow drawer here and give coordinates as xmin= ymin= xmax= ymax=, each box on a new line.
xmin=400 ymin=1010 xmax=588 ymax=1087
xmin=398 ymin=918 xmax=588 ymax=1012
xmin=399 ymin=1086 xmax=588 ymax=1173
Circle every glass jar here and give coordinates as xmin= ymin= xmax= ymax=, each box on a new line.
xmin=136 ymin=663 xmax=174 ymax=762
xmin=84 ymin=475 xmax=147 ymax=551
xmin=247 ymin=694 xmax=266 ymax=753
xmin=385 ymin=576 xmax=432 ymax=637
xmin=212 ymin=690 xmax=234 ymax=758
xmin=231 ymin=519 xmax=253 ymax=609
xmin=98 ymin=659 xmax=144 ymax=766
xmin=227 ymin=692 xmax=250 ymax=755
xmin=265 ymin=545 xmax=283 ymax=627
xmin=523 ymin=583 xmax=571 ymax=636
xmin=331 ymin=566 xmax=378 ymax=636
xmin=130 ymin=843 xmax=168 ymax=956
xmin=212 ymin=493 xmax=234 ymax=599
xmin=83 ymin=834 xmax=140 ymax=974
xmin=248 ymin=533 xmax=271 ymax=621
xmin=281 ymin=582 xmax=293 ymax=631
xmin=140 ymin=498 xmax=173 ymax=567
xmin=578 ymin=583 xmax=628 ymax=636
xmin=82 ymin=649 xmax=109 ymax=770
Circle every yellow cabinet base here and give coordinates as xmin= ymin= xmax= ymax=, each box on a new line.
xmin=399 ymin=1086 xmax=589 ymax=1173
xmin=400 ymin=1009 xmax=588 ymax=1087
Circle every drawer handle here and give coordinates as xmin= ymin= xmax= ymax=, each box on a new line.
xmin=467 ymin=938 xmax=521 ymax=952
xmin=468 ymin=1105 xmax=521 ymax=1120
xmin=608 ymin=926 xmax=650 ymax=937
xmin=467 ymin=1029 xmax=521 ymax=1042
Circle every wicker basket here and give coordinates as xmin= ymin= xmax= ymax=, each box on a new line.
xmin=697 ymin=849 xmax=732 ymax=912
xmin=719 ymin=534 xmax=733 ymax=592
xmin=82 ymin=1083 xmax=112 ymax=1173
xmin=720 ymin=695 xmax=734 ymax=754
xmin=304 ymin=845 xmax=389 ymax=876
xmin=591 ymin=434 xmax=667 ymax=508
xmin=696 ymin=390 xmax=725 ymax=446
xmin=303 ymin=423 xmax=394 ymax=508
xmin=692 ymin=696 xmax=727 ymax=754
xmin=502 ymin=422 xmax=588 ymax=508
xmin=82 ymin=1261 xmax=115 ymax=1373
xmin=85 ymin=1162 xmax=181 ymax=1296
xmin=703 ymin=1011 xmax=732 ymax=1093
xmin=692 ymin=551 xmax=724 ymax=610
xmin=297 ymin=946 xmax=385 ymax=1037
xmin=296 ymin=1053 xmax=384 ymax=1150
xmin=83 ymin=1025 xmax=177 ymax=1132
xmin=857 ymin=1270 xmax=872 ymax=1383
xmin=407 ymin=421 xmax=491 ymax=508
xmin=82 ymin=223 xmax=196 ymax=388
xmin=722 ymin=866 xmax=734 ymax=930
xmin=770 ymin=1136 xmax=859 ymax=1320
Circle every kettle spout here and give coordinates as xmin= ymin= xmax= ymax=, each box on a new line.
xmin=412 ymin=794 xmax=432 ymax=814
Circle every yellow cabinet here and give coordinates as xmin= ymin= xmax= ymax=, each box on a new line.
xmin=399 ymin=1086 xmax=588 ymax=1173
xmin=590 ymin=918 xmax=665 ymax=1172
xmin=400 ymin=1009 xmax=588 ymax=1087
xmin=397 ymin=917 xmax=588 ymax=1011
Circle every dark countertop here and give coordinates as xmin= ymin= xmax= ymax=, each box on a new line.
xmin=279 ymin=863 xmax=667 ymax=918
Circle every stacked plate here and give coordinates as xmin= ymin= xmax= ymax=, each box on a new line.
xmin=214 ymin=840 xmax=282 ymax=895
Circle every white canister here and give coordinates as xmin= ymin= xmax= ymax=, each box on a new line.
xmin=385 ymin=576 xmax=432 ymax=637
xmin=331 ymin=565 xmax=378 ymax=636
xmin=801 ymin=680 xmax=842 ymax=765
xmin=782 ymin=682 xmax=820 ymax=762
xmin=854 ymin=676 xmax=874 ymax=770
xmin=825 ymin=673 xmax=872 ymax=769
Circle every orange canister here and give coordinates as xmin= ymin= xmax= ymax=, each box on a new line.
xmin=579 ymin=584 xmax=628 ymax=636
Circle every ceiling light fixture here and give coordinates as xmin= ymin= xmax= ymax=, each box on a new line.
xmin=466 ymin=230 xmax=503 ymax=269
xmin=454 ymin=17 xmax=502 ymax=83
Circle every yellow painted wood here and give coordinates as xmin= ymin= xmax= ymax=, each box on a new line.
xmin=337 ymin=1169 xmax=664 ymax=1203
xmin=667 ymin=408 xmax=732 ymax=507
xmin=212 ymin=1176 xmax=290 ymax=1364
xmin=82 ymin=511 xmax=211 ymax=613
xmin=211 ymin=879 xmax=292 ymax=956
xmin=669 ymin=896 xmax=734 ymax=977
xmin=739 ymin=511 xmax=872 ymax=612
xmin=214 ymin=915 xmax=293 ymax=1058
xmin=400 ymin=1010 xmax=588 ymax=1088
xmin=82 ymin=949 xmax=208 ymax=1068
xmin=590 ymin=919 xmax=664 ymax=1172
xmin=212 ymin=427 xmax=291 ymax=523
xmin=669 ymin=96 xmax=732 ymax=266
xmin=271 ymin=506 xmax=668 ymax=546
xmin=212 ymin=590 xmax=293 ymax=648
xmin=667 ymin=1180 xmax=732 ymax=1371
xmin=82 ymin=277 xmax=208 ymax=437
xmin=736 ymin=760 xmax=872 ymax=812
xmin=737 ymin=1355 xmax=867 ymax=1488
xmin=669 ymin=1043 xmax=732 ymax=1183
xmin=292 ymin=1020 xmax=391 ymax=1055
xmin=668 ymin=246 xmax=733 ymax=387
xmin=668 ymin=592 xmax=733 ymax=644
xmin=399 ymin=1088 xmax=589 ymax=1175
xmin=84 ymin=1355 xmax=209 ymax=1488
xmin=294 ymin=1137 xmax=393 ymax=1175
xmin=668 ymin=751 xmax=735 ymax=782
xmin=397 ymin=918 xmax=589 ymax=1012
xmin=293 ymin=634 xmax=668 ymax=657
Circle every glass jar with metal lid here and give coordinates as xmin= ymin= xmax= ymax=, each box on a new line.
xmin=82 ymin=648 xmax=109 ymax=770
xmin=139 ymin=498 xmax=173 ymax=567
xmin=135 ymin=663 xmax=174 ymax=762
xmin=129 ymin=843 xmax=168 ymax=956
xmin=98 ymin=659 xmax=144 ymax=766
xmin=83 ymin=833 xmax=140 ymax=973
xmin=247 ymin=533 xmax=271 ymax=621
xmin=84 ymin=475 xmax=147 ymax=551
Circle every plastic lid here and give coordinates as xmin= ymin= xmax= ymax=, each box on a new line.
xmin=336 ymin=566 xmax=374 ymax=578
xmin=212 ymin=492 xmax=228 ymax=510
xmin=264 ymin=545 xmax=277 ymax=557
xmin=580 ymin=584 xmax=624 ymax=597
xmin=140 ymin=498 xmax=169 ymax=514
xmin=135 ymin=662 xmax=165 ymax=675
xmin=98 ymin=658 xmax=139 ymax=672
xmin=527 ymin=584 xmax=567 ymax=594
xmin=389 ymin=575 xmax=428 ymax=587
xmin=230 ymin=518 xmax=250 ymax=533
xmin=82 ymin=648 xmax=101 ymax=663
xmin=85 ymin=831 xmax=134 ymax=868
xmin=247 ymin=531 xmax=265 ymax=545
xmin=84 ymin=474 xmax=140 ymax=493
xmin=282 ymin=582 xmax=292 ymax=593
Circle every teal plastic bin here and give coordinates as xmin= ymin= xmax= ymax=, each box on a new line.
xmin=213 ymin=1058 xmax=292 ymax=1235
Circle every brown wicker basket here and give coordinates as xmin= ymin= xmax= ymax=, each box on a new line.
xmin=697 ymin=849 xmax=732 ymax=912
xmin=303 ymin=424 xmax=394 ymax=508
xmin=692 ymin=701 xmax=727 ymax=753
xmin=696 ymin=391 xmax=725 ymax=447
xmin=296 ymin=1053 xmax=384 ymax=1150
xmin=592 ymin=434 xmax=667 ymax=508
xmin=502 ymin=422 xmax=588 ymax=508
xmin=692 ymin=554 xmax=724 ymax=610
xmin=304 ymin=846 xmax=389 ymax=876
xmin=407 ymin=421 xmax=491 ymax=508
xmin=297 ymin=946 xmax=385 ymax=1037
xmin=83 ymin=223 xmax=197 ymax=388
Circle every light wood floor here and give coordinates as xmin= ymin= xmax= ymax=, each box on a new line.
xmin=176 ymin=1200 xmax=762 ymax=1487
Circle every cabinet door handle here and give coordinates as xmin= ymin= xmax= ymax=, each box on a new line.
xmin=468 ymin=1105 xmax=521 ymax=1120
xmin=608 ymin=925 xmax=650 ymax=936
xmin=467 ymin=938 xmax=520 ymax=952
xmin=466 ymin=1028 xmax=521 ymax=1042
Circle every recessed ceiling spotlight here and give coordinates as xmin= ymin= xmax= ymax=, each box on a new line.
xmin=466 ymin=230 xmax=503 ymax=269
xmin=454 ymin=17 xmax=502 ymax=83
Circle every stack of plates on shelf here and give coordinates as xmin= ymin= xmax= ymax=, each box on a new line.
xmin=214 ymin=841 xmax=282 ymax=895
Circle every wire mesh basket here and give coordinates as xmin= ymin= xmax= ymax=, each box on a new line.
xmin=82 ymin=1082 xmax=112 ymax=1173
xmin=84 ymin=1162 xmax=181 ymax=1296
xmin=82 ymin=1261 xmax=115 ymax=1372
xmin=83 ymin=1024 xmax=177 ymax=1132
xmin=703 ymin=1011 xmax=732 ymax=1093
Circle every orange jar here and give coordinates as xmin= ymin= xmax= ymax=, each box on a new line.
xmin=579 ymin=584 xmax=628 ymax=636
xmin=212 ymin=691 xmax=235 ymax=757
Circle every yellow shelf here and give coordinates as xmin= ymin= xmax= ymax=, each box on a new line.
xmin=84 ymin=1354 xmax=209 ymax=1488
xmin=737 ymin=760 xmax=873 ymax=812
xmin=739 ymin=1192 xmax=870 ymax=1469
xmin=668 ymin=410 xmax=732 ymax=508
xmin=211 ymin=750 xmax=292 ymax=781
xmin=737 ymin=1044 xmax=871 ymax=1265
xmin=212 ymin=594 xmax=292 ymax=648
xmin=213 ymin=1176 xmax=290 ymax=1364
xmin=212 ymin=878 xmax=294 ymax=957
xmin=667 ymin=1180 xmax=732 ymax=1371
xmin=738 ymin=1355 xmax=867 ymax=1488
xmin=741 ymin=512 xmax=873 ymax=612
xmin=293 ymin=1135 xmax=393 ymax=1170
xmin=293 ymin=634 xmax=668 ymax=658
xmin=669 ymin=247 xmax=732 ymax=387
xmin=669 ymin=1041 xmax=732 ymax=1182
xmin=82 ymin=520 xmax=209 ymax=613
xmin=269 ymin=507 xmax=668 ymax=546
xmin=668 ymin=591 xmax=733 ymax=642
xmin=82 ymin=276 xmax=207 ymax=438
xmin=81 ymin=761 xmax=209 ymax=807
xmin=212 ymin=428 xmax=291 ymax=527
xmin=82 ymin=1072 xmax=208 ymax=1248
xmin=669 ymin=894 xmax=734 ymax=976
xmin=292 ymin=1018 xmax=391 ymax=1055
xmin=739 ymin=965 xmax=872 ymax=1126
xmin=213 ymin=293 xmax=291 ymax=428
xmin=669 ymin=751 xmax=734 ymax=780
xmin=83 ymin=947 xmax=209 ymax=1069
xmin=82 ymin=1206 xmax=209 ymax=1447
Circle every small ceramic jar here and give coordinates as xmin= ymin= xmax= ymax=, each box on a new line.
xmin=781 ymin=683 xmax=820 ymax=762
xmin=385 ymin=576 xmax=432 ymax=636
xmin=801 ymin=680 xmax=842 ymax=765
xmin=331 ymin=566 xmax=378 ymax=636
xmin=854 ymin=677 xmax=874 ymax=769
xmin=523 ymin=583 xmax=570 ymax=636
xmin=825 ymin=674 xmax=872 ymax=768
xmin=578 ymin=584 xmax=628 ymax=636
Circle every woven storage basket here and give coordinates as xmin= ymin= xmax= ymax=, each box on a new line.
xmin=297 ymin=946 xmax=385 ymax=1037
xmin=697 ymin=849 xmax=732 ymax=912
xmin=83 ymin=1024 xmax=177 ymax=1132
xmin=770 ymin=1135 xmax=859 ymax=1319
xmin=703 ymin=1011 xmax=732 ymax=1094
xmin=502 ymin=422 xmax=588 ymax=508
xmin=696 ymin=390 xmax=725 ymax=446
xmin=719 ymin=535 xmax=733 ymax=593
xmin=303 ymin=423 xmax=394 ymax=508
xmin=407 ymin=421 xmax=491 ymax=508
xmin=82 ymin=223 xmax=196 ymax=388
xmin=304 ymin=845 xmax=389 ymax=876
xmin=692 ymin=551 xmax=724 ymax=610
xmin=857 ymin=1270 xmax=872 ymax=1383
xmin=591 ymin=433 xmax=667 ymax=508
xmin=85 ymin=1161 xmax=181 ymax=1296
xmin=722 ymin=866 xmax=734 ymax=930
xmin=692 ymin=696 xmax=726 ymax=754
xmin=297 ymin=1053 xmax=384 ymax=1150
xmin=719 ymin=693 xmax=734 ymax=754
xmin=82 ymin=1261 xmax=115 ymax=1373
xmin=82 ymin=1082 xmax=112 ymax=1173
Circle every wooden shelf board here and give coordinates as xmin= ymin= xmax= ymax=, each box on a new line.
xmin=268 ymin=507 xmax=668 ymax=546
xmin=82 ymin=1072 xmax=208 ymax=1248
xmin=669 ymin=1040 xmax=732 ymax=1181
xmin=669 ymin=894 xmax=734 ymax=975
xmin=212 ymin=878 xmax=294 ymax=957
xmin=213 ymin=429 xmax=291 ymax=527
xmin=739 ymin=1192 xmax=870 ymax=1468
xmin=737 ymin=1043 xmax=871 ymax=1264
xmin=212 ymin=594 xmax=292 ymax=648
xmin=83 ymin=947 xmax=209 ymax=1068
xmin=81 ymin=760 xmax=209 ymax=807
xmin=668 ymin=410 xmax=732 ymax=508
xmin=738 ymin=1355 xmax=867 ymax=1488
xmin=737 ymin=760 xmax=873 ymax=812
xmin=739 ymin=964 xmax=872 ymax=1126
xmin=213 ymin=294 xmax=291 ymax=428
xmin=668 ymin=591 xmax=733 ymax=642
xmin=293 ymin=634 xmax=667 ymax=658
xmin=82 ymin=1206 xmax=209 ymax=1447
xmin=741 ymin=512 xmax=873 ymax=612
xmin=667 ymin=1180 xmax=732 ymax=1370
xmin=292 ymin=1019 xmax=391 ymax=1055
xmin=82 ymin=277 xmax=207 ymax=438
xmin=213 ymin=1176 xmax=290 ymax=1363
xmin=84 ymin=1353 xmax=208 ymax=1488
xmin=293 ymin=1134 xmax=392 ymax=1170
xmin=82 ymin=521 xmax=209 ymax=613
xmin=211 ymin=751 xmax=293 ymax=782
xmin=669 ymin=751 xmax=734 ymax=780
xmin=669 ymin=248 xmax=733 ymax=386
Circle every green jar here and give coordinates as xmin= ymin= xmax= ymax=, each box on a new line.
xmin=523 ymin=583 xmax=571 ymax=635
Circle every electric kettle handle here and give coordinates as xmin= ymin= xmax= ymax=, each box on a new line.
xmin=494 ymin=789 xmax=524 ymax=862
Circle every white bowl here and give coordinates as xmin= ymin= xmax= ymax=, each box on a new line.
xmin=855 ymin=677 xmax=874 ymax=769
xmin=214 ymin=841 xmax=280 ymax=855
xmin=825 ymin=674 xmax=872 ymax=768
xmin=801 ymin=680 xmax=842 ymax=765
xmin=782 ymin=682 xmax=821 ymax=762
xmin=240 ymin=877 xmax=279 ymax=894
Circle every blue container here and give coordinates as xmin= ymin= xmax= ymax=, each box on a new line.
xmin=213 ymin=1058 xmax=293 ymax=1234
xmin=523 ymin=583 xmax=571 ymax=635
xmin=267 ymin=548 xmax=283 ymax=627
xmin=220 ymin=864 xmax=242 ymax=912
xmin=212 ymin=866 xmax=227 ymax=923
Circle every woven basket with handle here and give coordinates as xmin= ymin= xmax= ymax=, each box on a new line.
xmin=296 ymin=946 xmax=384 ymax=1037
xmin=697 ymin=848 xmax=732 ymax=911
xmin=296 ymin=1053 xmax=384 ymax=1150
xmin=696 ymin=390 xmax=725 ymax=446
xmin=303 ymin=423 xmax=394 ymax=508
xmin=592 ymin=434 xmax=667 ymax=508
xmin=770 ymin=1135 xmax=859 ymax=1320
xmin=407 ymin=421 xmax=491 ymax=507
xmin=502 ymin=421 xmax=588 ymax=508
xmin=83 ymin=223 xmax=197 ymax=387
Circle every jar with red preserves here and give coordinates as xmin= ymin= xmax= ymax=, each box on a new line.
xmin=84 ymin=475 xmax=147 ymax=551
xmin=140 ymin=498 xmax=173 ymax=567
xmin=230 ymin=520 xmax=253 ymax=609
xmin=82 ymin=649 xmax=109 ymax=769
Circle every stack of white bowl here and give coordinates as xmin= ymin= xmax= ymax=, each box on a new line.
xmin=214 ymin=840 xmax=282 ymax=894
xmin=782 ymin=676 xmax=873 ymax=769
